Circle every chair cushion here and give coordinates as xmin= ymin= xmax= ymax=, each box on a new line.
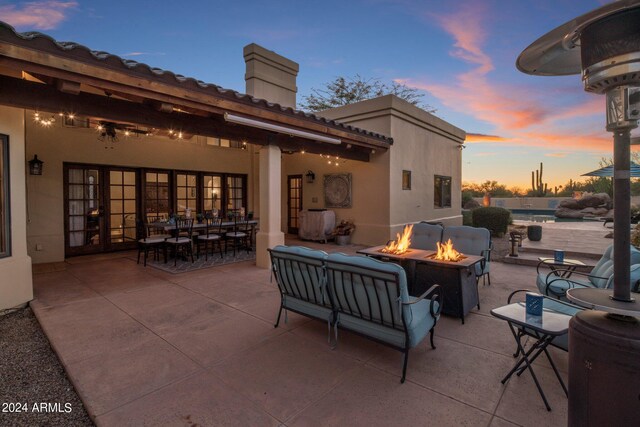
xmin=589 ymin=244 xmax=640 ymax=288
xmin=198 ymin=234 xmax=220 ymax=240
xmin=139 ymin=237 xmax=165 ymax=244
xmin=536 ymin=273 xmax=593 ymax=298
xmin=411 ymin=222 xmax=443 ymax=251
xmin=283 ymin=296 xmax=333 ymax=323
xmin=166 ymin=237 xmax=192 ymax=244
xmin=227 ymin=232 xmax=247 ymax=238
xmin=405 ymin=297 xmax=438 ymax=348
xmin=442 ymin=226 xmax=491 ymax=257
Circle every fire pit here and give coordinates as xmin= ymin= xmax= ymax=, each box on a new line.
xmin=357 ymin=225 xmax=484 ymax=323
xmin=430 ymin=239 xmax=467 ymax=262
xmin=381 ymin=224 xmax=413 ymax=255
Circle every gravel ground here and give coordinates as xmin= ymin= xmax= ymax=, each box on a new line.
xmin=0 ymin=307 xmax=94 ymax=426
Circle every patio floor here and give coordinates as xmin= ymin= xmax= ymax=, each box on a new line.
xmin=30 ymin=241 xmax=569 ymax=426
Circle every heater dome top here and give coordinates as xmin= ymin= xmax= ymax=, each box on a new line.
xmin=516 ymin=0 xmax=640 ymax=77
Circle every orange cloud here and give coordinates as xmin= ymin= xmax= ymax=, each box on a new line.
xmin=465 ymin=133 xmax=507 ymax=143
xmin=0 ymin=1 xmax=77 ymax=30
xmin=399 ymin=4 xmax=610 ymax=154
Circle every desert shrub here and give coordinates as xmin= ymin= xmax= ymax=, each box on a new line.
xmin=463 ymin=199 xmax=480 ymax=209
xmin=472 ymin=207 xmax=511 ymax=237
xmin=462 ymin=210 xmax=473 ymax=226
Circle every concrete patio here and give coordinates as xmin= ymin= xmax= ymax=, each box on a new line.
xmin=30 ymin=242 xmax=570 ymax=426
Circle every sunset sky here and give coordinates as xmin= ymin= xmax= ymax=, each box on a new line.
xmin=2 ymin=0 xmax=633 ymax=189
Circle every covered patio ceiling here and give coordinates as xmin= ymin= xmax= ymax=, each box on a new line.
xmin=0 ymin=22 xmax=391 ymax=162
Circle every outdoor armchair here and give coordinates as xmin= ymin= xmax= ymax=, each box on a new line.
xmin=325 ymin=253 xmax=442 ymax=383
xmin=269 ymin=245 xmax=332 ymax=334
xmin=536 ymin=244 xmax=640 ymax=300
xmin=442 ymin=226 xmax=492 ymax=285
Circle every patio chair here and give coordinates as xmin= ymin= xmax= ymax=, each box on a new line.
xmin=411 ymin=221 xmax=444 ymax=251
xmin=268 ymin=245 xmax=332 ymax=332
xmin=196 ymin=217 xmax=224 ymax=260
xmin=536 ymin=244 xmax=640 ymax=300
xmin=165 ymin=217 xmax=194 ymax=266
xmin=225 ymin=215 xmax=251 ymax=256
xmin=442 ymin=226 xmax=492 ymax=285
xmin=325 ymin=253 xmax=442 ymax=383
xmin=136 ymin=220 xmax=166 ymax=267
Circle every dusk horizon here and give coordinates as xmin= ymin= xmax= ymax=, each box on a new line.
xmin=1 ymin=0 xmax=635 ymax=188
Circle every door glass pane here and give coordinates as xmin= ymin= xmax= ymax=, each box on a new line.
xmin=144 ymin=171 xmax=169 ymax=221
xmin=66 ymin=167 xmax=101 ymax=252
xmin=109 ymin=169 xmax=137 ymax=244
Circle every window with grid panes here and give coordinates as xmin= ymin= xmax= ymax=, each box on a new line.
xmin=176 ymin=173 xmax=197 ymax=215
xmin=144 ymin=172 xmax=170 ymax=221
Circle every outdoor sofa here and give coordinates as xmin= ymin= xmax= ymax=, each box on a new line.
xmin=536 ymin=244 xmax=640 ymax=300
xmin=269 ymin=245 xmax=442 ymax=383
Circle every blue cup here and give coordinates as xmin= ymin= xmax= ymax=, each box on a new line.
xmin=526 ymin=292 xmax=543 ymax=316
xmin=553 ymin=249 xmax=564 ymax=263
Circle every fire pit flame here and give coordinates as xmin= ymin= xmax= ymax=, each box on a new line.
xmin=381 ymin=224 xmax=413 ymax=255
xmin=433 ymin=239 xmax=465 ymax=262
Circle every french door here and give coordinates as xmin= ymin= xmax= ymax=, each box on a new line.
xmin=64 ymin=164 xmax=138 ymax=257
xmin=287 ymin=175 xmax=303 ymax=234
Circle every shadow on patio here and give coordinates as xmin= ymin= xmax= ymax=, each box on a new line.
xmin=31 ymin=240 xmax=568 ymax=426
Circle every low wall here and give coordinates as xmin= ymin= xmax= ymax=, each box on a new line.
xmin=472 ymin=197 xmax=570 ymax=210
xmin=473 ymin=196 xmax=640 ymax=211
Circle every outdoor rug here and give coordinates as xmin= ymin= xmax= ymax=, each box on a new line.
xmin=141 ymin=250 xmax=256 ymax=274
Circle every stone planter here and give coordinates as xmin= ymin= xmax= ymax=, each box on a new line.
xmin=335 ymin=235 xmax=351 ymax=246
xmin=527 ymin=225 xmax=543 ymax=241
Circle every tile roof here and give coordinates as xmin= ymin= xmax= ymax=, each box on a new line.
xmin=0 ymin=22 xmax=392 ymax=145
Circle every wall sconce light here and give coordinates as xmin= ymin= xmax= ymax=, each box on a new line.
xmin=306 ymin=170 xmax=316 ymax=184
xmin=28 ymin=155 xmax=44 ymax=175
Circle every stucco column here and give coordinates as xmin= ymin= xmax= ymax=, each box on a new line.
xmin=0 ymin=105 xmax=33 ymax=309
xmin=256 ymin=144 xmax=284 ymax=267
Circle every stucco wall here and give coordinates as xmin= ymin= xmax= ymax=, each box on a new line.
xmin=23 ymin=111 xmax=253 ymax=263
xmin=388 ymin=97 xmax=464 ymax=236
xmin=0 ymin=105 xmax=33 ymax=309
xmin=303 ymin=95 xmax=465 ymax=245
xmin=281 ymin=147 xmax=391 ymax=246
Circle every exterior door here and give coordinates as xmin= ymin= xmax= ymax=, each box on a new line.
xmin=64 ymin=164 xmax=139 ymax=257
xmin=64 ymin=165 xmax=105 ymax=256
xmin=106 ymin=168 xmax=138 ymax=251
xmin=287 ymin=175 xmax=303 ymax=234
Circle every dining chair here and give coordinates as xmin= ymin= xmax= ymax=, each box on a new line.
xmin=146 ymin=215 xmax=172 ymax=240
xmin=165 ymin=217 xmax=194 ymax=265
xmin=197 ymin=217 xmax=224 ymax=260
xmin=225 ymin=215 xmax=251 ymax=256
xmin=136 ymin=220 xmax=166 ymax=267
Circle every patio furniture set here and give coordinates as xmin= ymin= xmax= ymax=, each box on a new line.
xmin=270 ymin=221 xmax=640 ymax=409
xmin=136 ymin=216 xmax=258 ymax=266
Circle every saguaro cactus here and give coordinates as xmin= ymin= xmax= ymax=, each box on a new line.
xmin=531 ymin=162 xmax=548 ymax=196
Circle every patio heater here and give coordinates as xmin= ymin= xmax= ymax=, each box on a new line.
xmin=517 ymin=1 xmax=640 ymax=424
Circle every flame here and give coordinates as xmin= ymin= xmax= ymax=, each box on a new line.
xmin=433 ymin=239 xmax=465 ymax=262
xmin=382 ymin=224 xmax=413 ymax=255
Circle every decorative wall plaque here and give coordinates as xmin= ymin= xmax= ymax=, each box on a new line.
xmin=324 ymin=173 xmax=352 ymax=208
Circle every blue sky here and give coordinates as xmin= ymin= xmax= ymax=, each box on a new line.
xmin=1 ymin=0 xmax=626 ymax=189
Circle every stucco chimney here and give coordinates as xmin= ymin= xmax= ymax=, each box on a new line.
xmin=244 ymin=43 xmax=299 ymax=109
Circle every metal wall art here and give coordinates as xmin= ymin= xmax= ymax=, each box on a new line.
xmin=324 ymin=173 xmax=352 ymax=208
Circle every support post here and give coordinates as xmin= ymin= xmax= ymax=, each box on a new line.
xmin=255 ymin=144 xmax=284 ymax=268
xmin=612 ymin=128 xmax=632 ymax=301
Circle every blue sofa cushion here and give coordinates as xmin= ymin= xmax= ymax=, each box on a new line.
xmin=442 ymin=226 xmax=491 ymax=277
xmin=588 ymin=244 xmax=640 ymax=288
xmin=536 ymin=273 xmax=593 ymax=298
xmin=411 ymin=222 xmax=443 ymax=251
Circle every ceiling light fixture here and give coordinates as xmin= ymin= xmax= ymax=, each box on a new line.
xmin=224 ymin=113 xmax=342 ymax=145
